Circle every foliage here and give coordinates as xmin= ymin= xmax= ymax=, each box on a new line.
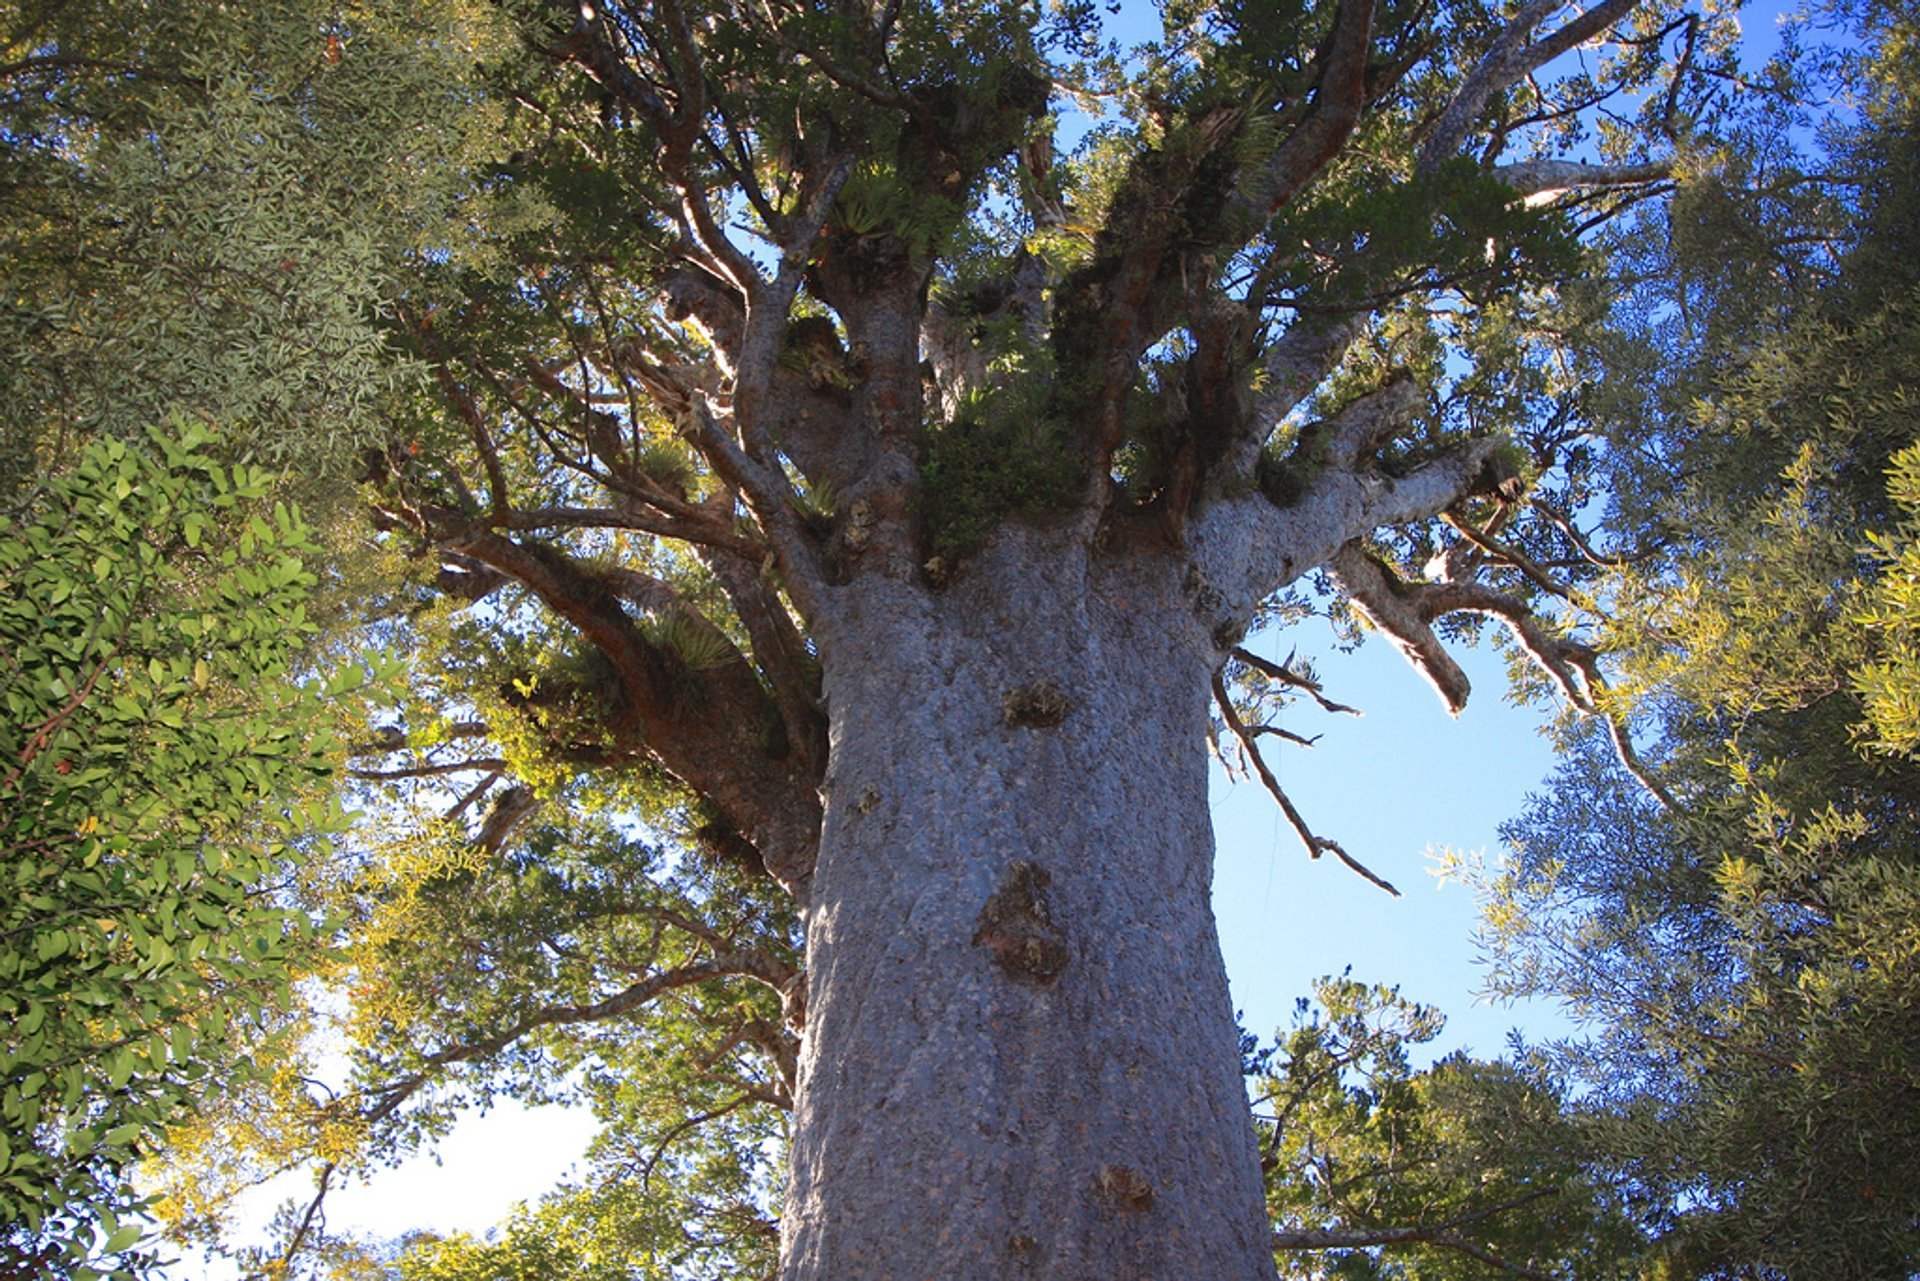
xmin=918 ymin=388 xmax=1083 ymax=555
xmin=0 ymin=422 xmax=354 ymax=1279
xmin=1854 ymin=431 xmax=1920 ymax=751
xmin=1259 ymin=976 xmax=1644 ymax=1280
xmin=1476 ymin=4 xmax=1920 ymax=1273
xmin=0 ymin=0 xmax=501 ymax=488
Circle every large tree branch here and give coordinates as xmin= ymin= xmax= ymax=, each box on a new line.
xmin=433 ymin=520 xmax=823 ymax=893
xmin=1494 ymin=157 xmax=1672 ymax=201
xmin=1327 ymin=542 xmax=1679 ymax=808
xmin=1273 ymin=1222 xmax=1552 ymax=1279
xmin=687 ymin=398 xmax=834 ymax=622
xmin=1190 ymin=433 xmax=1505 ymax=639
xmin=1227 ymin=0 xmax=1380 ymax=225
xmin=699 ymin=545 xmax=826 ymax=775
xmin=1051 ymin=0 xmax=1382 ymax=481
xmin=1295 ymin=377 xmax=1426 ymax=472
xmin=1419 ymin=0 xmax=1643 ymax=171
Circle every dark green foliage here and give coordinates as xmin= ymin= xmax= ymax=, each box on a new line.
xmin=919 ymin=394 xmax=1084 ymax=557
xmin=0 ymin=422 xmax=351 ymax=1279
xmin=0 ymin=0 xmax=484 ymax=480
xmin=1265 ymin=158 xmax=1581 ymax=312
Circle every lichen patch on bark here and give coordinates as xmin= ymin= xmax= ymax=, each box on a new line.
xmin=1001 ymin=678 xmax=1073 ymax=727
xmin=972 ymin=860 xmax=1070 ymax=984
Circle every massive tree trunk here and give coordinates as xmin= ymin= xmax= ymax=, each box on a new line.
xmin=783 ymin=527 xmax=1276 ymax=1280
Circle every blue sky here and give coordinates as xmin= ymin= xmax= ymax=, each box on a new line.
xmin=1212 ymin=626 xmax=1567 ymax=1059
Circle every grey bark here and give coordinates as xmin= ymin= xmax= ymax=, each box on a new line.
xmin=782 ymin=527 xmax=1276 ymax=1281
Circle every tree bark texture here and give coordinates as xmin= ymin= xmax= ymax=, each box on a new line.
xmin=783 ymin=527 xmax=1276 ymax=1281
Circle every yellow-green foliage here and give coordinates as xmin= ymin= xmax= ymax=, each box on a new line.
xmin=1856 ymin=440 xmax=1920 ymax=755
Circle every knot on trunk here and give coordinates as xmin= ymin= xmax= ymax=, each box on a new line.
xmin=781 ymin=971 xmax=809 ymax=1031
xmin=973 ymin=860 xmax=1069 ymax=984
xmin=1001 ymin=678 xmax=1072 ymax=728
xmin=1095 ymin=1163 xmax=1155 ymax=1213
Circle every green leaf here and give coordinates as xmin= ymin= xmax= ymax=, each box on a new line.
xmin=102 ymin=1224 xmax=144 ymax=1254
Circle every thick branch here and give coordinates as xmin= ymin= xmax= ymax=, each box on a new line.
xmin=699 ymin=545 xmax=826 ymax=775
xmin=1274 ymin=1187 xmax=1560 ymax=1279
xmin=1189 ymin=435 xmax=1504 ymax=644
xmin=1239 ymin=319 xmax=1366 ymax=468
xmin=349 ymin=722 xmax=489 ymax=757
xmin=1328 ymin=543 xmax=1680 ymax=809
xmin=1273 ymin=1225 xmax=1550 ymax=1279
xmin=688 ymin=398 xmax=832 ymax=619
xmin=347 ymin=758 xmax=508 ymax=782
xmin=1419 ymin=0 xmax=1642 ymax=171
xmin=435 ymin=521 xmax=823 ymax=893
xmin=1229 ymin=0 xmax=1380 ymax=223
xmin=1495 ymin=158 xmax=1672 ymax=201
xmin=1295 ymin=377 xmax=1425 ymax=472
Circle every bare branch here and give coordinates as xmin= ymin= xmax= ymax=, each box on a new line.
xmin=350 ymin=722 xmax=489 ymax=757
xmin=476 ymin=784 xmax=541 ymax=854
xmin=1530 ymin=497 xmax=1657 ymax=568
xmin=1329 ymin=544 xmax=1680 ymax=811
xmin=445 ymin=771 xmax=503 ymax=824
xmin=1214 ymin=673 xmax=1401 ymax=896
xmin=1440 ymin=510 xmax=1572 ymax=600
xmin=636 ymin=1095 xmax=760 ymax=1189
xmin=1494 ymin=158 xmax=1672 ymax=201
xmin=251 ymin=1161 xmax=337 ymax=1281
xmin=1232 ymin=647 xmax=1361 ymax=716
xmin=348 ymin=758 xmax=509 ymax=782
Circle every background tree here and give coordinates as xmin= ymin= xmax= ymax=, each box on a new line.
xmin=0 ymin=0 xmax=488 ymax=488
xmin=1260 ymin=977 xmax=1646 ymax=1280
xmin=1475 ymin=2 xmax=1920 ymax=1273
